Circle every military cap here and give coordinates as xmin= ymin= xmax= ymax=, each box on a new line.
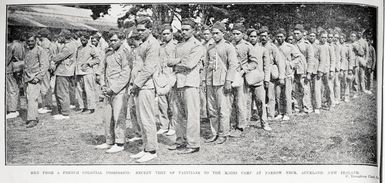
xmin=201 ymin=24 xmax=211 ymax=32
xmin=294 ymin=24 xmax=305 ymax=32
xmin=59 ymin=29 xmax=72 ymax=40
xmin=232 ymin=23 xmax=245 ymax=33
xmin=308 ymin=28 xmax=317 ymax=34
xmin=246 ymin=28 xmax=257 ymax=36
xmin=275 ymin=28 xmax=286 ymax=36
xmin=162 ymin=24 xmax=173 ymax=32
xmin=258 ymin=26 xmax=269 ymax=34
xmin=181 ymin=18 xmax=196 ymax=28
xmin=212 ymin=21 xmax=226 ymax=32
xmin=37 ymin=28 xmax=50 ymax=38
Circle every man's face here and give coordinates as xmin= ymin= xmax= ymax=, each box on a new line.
xmin=248 ymin=31 xmax=258 ymax=45
xmin=350 ymin=33 xmax=357 ymax=42
xmin=162 ymin=29 xmax=173 ymax=43
xmin=276 ymin=33 xmax=285 ymax=45
xmin=80 ymin=36 xmax=88 ymax=46
xmin=211 ymin=28 xmax=224 ymax=43
xmin=232 ymin=30 xmax=243 ymax=43
xmin=320 ymin=33 xmax=327 ymax=44
xmin=308 ymin=33 xmax=316 ymax=43
xmin=333 ymin=34 xmax=340 ymax=43
xmin=293 ymin=30 xmax=302 ymax=41
xmin=339 ymin=35 xmax=345 ymax=44
xmin=286 ymin=36 xmax=293 ymax=44
xmin=137 ymin=24 xmax=151 ymax=40
xmin=357 ymin=31 xmax=363 ymax=39
xmin=181 ymin=25 xmax=194 ymax=40
xmin=327 ymin=34 xmax=333 ymax=43
xmin=109 ymin=34 xmax=122 ymax=50
xmin=91 ymin=37 xmax=99 ymax=47
xmin=259 ymin=32 xmax=268 ymax=45
xmin=202 ymin=30 xmax=212 ymax=42
xmin=26 ymin=36 xmax=36 ymax=49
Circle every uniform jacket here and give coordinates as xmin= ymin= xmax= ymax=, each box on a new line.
xmin=75 ymin=44 xmax=100 ymax=75
xmin=295 ymin=38 xmax=315 ymax=74
xmin=328 ymin=43 xmax=336 ymax=72
xmin=206 ymin=39 xmax=238 ymax=86
xmin=7 ymin=40 xmax=26 ymax=74
xmin=358 ymin=38 xmax=369 ymax=61
xmin=350 ymin=41 xmax=364 ymax=67
xmin=262 ymin=42 xmax=285 ymax=80
xmin=340 ymin=43 xmax=354 ymax=71
xmin=52 ymin=40 xmax=78 ymax=76
xmin=100 ymin=44 xmax=132 ymax=94
xmin=367 ymin=45 xmax=376 ymax=70
xmin=160 ymin=39 xmax=178 ymax=74
xmin=333 ymin=42 xmax=342 ymax=71
xmin=23 ymin=45 xmax=49 ymax=83
xmin=251 ymin=43 xmax=271 ymax=82
xmin=168 ymin=36 xmax=205 ymax=88
xmin=311 ymin=42 xmax=320 ymax=74
xmin=277 ymin=42 xmax=305 ymax=77
xmin=318 ymin=43 xmax=331 ymax=73
xmin=201 ymin=38 xmax=215 ymax=82
xmin=133 ymin=34 xmax=160 ymax=89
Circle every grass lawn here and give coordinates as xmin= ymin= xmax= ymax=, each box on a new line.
xmin=6 ymin=90 xmax=378 ymax=165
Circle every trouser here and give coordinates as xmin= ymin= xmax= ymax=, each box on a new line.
xmin=321 ymin=73 xmax=335 ymax=107
xmin=127 ymin=94 xmax=141 ymax=135
xmin=102 ymin=91 xmax=127 ymax=145
xmin=157 ymin=88 xmax=178 ymax=131
xmin=312 ymin=74 xmax=322 ymax=109
xmin=55 ymin=76 xmax=71 ymax=115
xmin=364 ymin=67 xmax=374 ymax=91
xmin=69 ymin=76 xmax=77 ymax=106
xmin=6 ymin=73 xmax=19 ymax=112
xmin=175 ymin=87 xmax=200 ymax=148
xmin=334 ymin=71 xmax=341 ymax=101
xmin=76 ymin=74 xmax=97 ymax=110
xmin=39 ymin=71 xmax=53 ymax=108
xmin=250 ymin=84 xmax=267 ymax=125
xmin=200 ymin=82 xmax=208 ymax=119
xmin=340 ymin=70 xmax=351 ymax=99
xmin=26 ymin=81 xmax=41 ymax=121
xmin=293 ymin=74 xmax=312 ymax=112
xmin=267 ymin=80 xmax=278 ymax=118
xmin=136 ymin=89 xmax=157 ymax=152
xmin=232 ymin=81 xmax=249 ymax=129
xmin=353 ymin=66 xmax=365 ymax=93
xmin=276 ymin=77 xmax=293 ymax=115
xmin=207 ymin=85 xmax=231 ymax=137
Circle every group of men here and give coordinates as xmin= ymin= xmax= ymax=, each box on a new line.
xmin=6 ymin=17 xmax=376 ymax=163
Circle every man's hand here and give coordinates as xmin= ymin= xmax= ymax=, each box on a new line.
xmin=95 ymin=75 xmax=101 ymax=85
xmin=31 ymin=78 xmax=40 ymax=84
xmin=224 ymin=80 xmax=232 ymax=94
xmin=329 ymin=71 xmax=334 ymax=80
xmin=317 ymin=71 xmax=323 ymax=78
xmin=264 ymin=81 xmax=269 ymax=89
xmin=81 ymin=63 xmax=89 ymax=72
xmin=130 ymin=84 xmax=140 ymax=96
xmin=306 ymin=73 xmax=312 ymax=81
xmin=278 ymin=79 xmax=285 ymax=85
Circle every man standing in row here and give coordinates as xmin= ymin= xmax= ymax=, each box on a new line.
xmin=205 ymin=22 xmax=238 ymax=144
xmin=75 ymin=31 xmax=100 ymax=114
xmin=52 ymin=29 xmax=78 ymax=120
xmin=23 ymin=33 xmax=49 ymax=128
xmin=167 ymin=19 xmax=205 ymax=153
xmin=129 ymin=18 xmax=160 ymax=162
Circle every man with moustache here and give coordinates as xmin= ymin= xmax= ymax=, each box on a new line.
xmin=307 ymin=29 xmax=322 ymax=114
xmin=339 ymin=33 xmax=354 ymax=102
xmin=23 ymin=32 xmax=49 ymax=128
xmin=318 ymin=31 xmax=335 ymax=109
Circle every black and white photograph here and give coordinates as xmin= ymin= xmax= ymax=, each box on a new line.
xmin=2 ymin=0 xmax=382 ymax=180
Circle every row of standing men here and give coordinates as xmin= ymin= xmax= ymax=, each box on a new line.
xmin=6 ymin=18 xmax=376 ymax=163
